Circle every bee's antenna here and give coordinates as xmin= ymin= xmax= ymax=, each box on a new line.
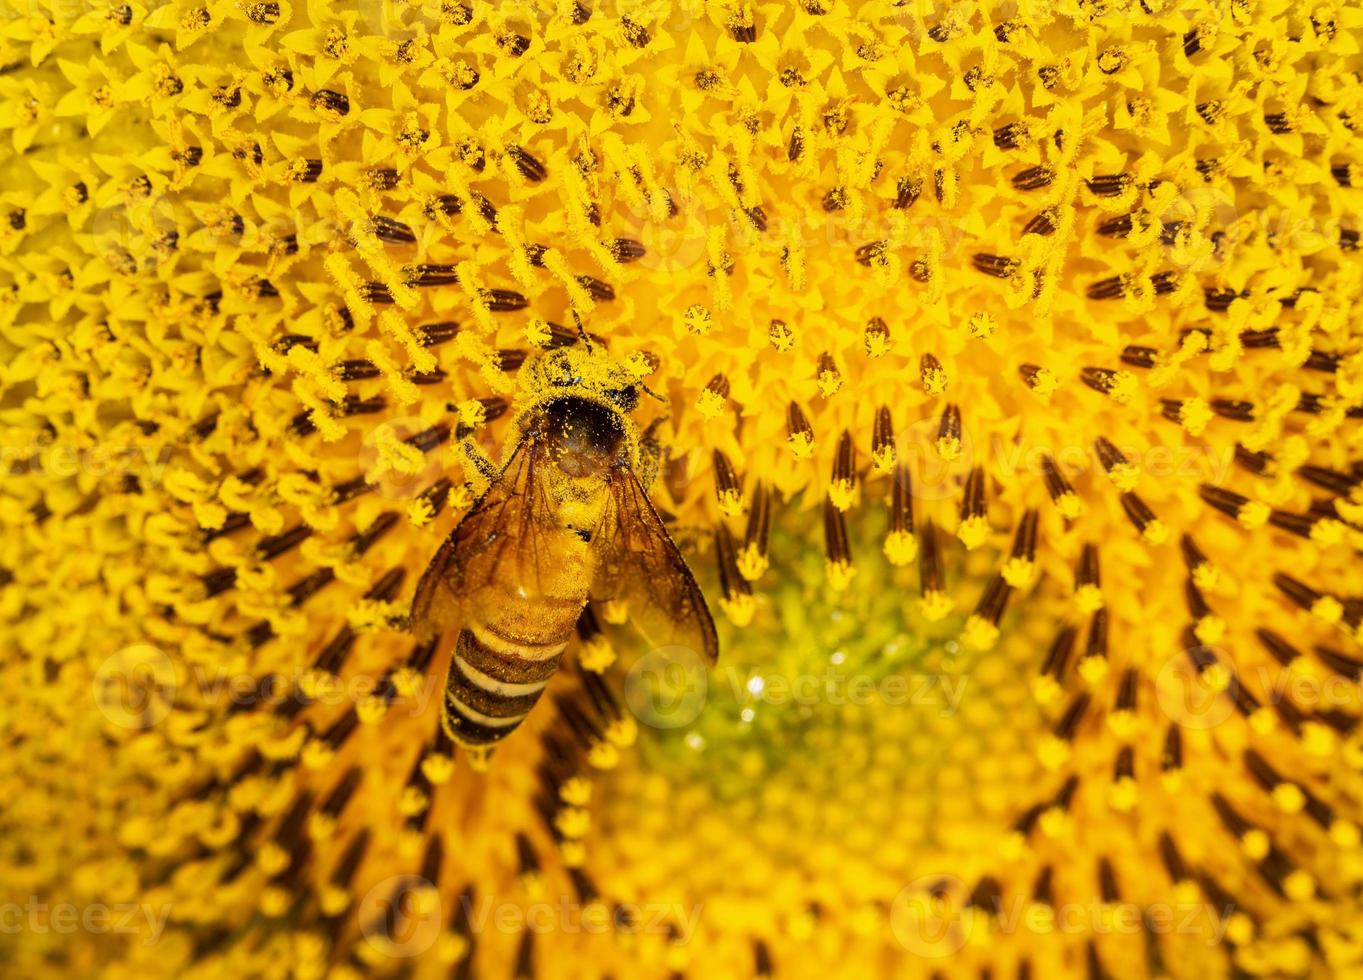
xmin=570 ymin=310 xmax=595 ymax=352
xmin=640 ymin=382 xmax=667 ymax=404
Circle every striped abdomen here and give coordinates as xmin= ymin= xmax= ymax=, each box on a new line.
xmin=442 ymin=588 xmax=587 ymax=747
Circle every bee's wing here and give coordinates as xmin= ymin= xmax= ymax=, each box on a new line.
xmin=591 ymin=465 xmax=719 ymax=664
xmin=408 ymin=438 xmax=553 ymax=641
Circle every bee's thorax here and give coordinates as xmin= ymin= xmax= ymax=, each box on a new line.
xmin=538 ymin=395 xmax=626 ymax=479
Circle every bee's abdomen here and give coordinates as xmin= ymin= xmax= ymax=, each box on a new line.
xmin=441 ymin=598 xmax=582 ymax=747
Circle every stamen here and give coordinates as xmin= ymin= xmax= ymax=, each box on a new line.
xmin=697 ymin=374 xmax=730 ymax=419
xmin=737 ymin=482 xmax=771 ymax=581
xmin=1075 ymin=543 xmax=1103 ymax=612
xmin=816 ymin=351 xmax=841 ymax=397
xmin=829 ymin=431 xmax=855 ymax=510
xmin=1094 ymin=438 xmax=1138 ymax=491
xmin=920 ymin=353 xmax=947 ymax=395
xmin=1012 ymin=166 xmax=1055 ymax=190
xmin=957 ymin=466 xmax=988 ymax=548
xmin=823 ymin=496 xmax=854 ymax=591
xmin=1080 ymin=367 xmax=1137 ymax=403
xmin=997 ymin=509 xmax=1035 ymax=586
xmin=863 ymin=316 xmax=890 ymax=357
xmin=936 ymin=403 xmax=962 ymax=460
xmin=1078 ymin=609 xmax=1108 ymax=683
xmin=871 ymin=405 xmax=895 ymax=474
xmin=918 ymin=520 xmax=951 ymax=620
xmin=1038 ymin=626 xmax=1077 ymax=699
xmin=768 ymin=318 xmax=795 ymax=352
xmin=786 ymin=402 xmax=814 ymax=458
xmin=716 ymin=522 xmax=755 ymax=625
xmin=879 ymin=466 xmax=917 ymax=567
xmin=1161 ymin=725 xmax=1182 ymax=773
xmin=1041 ymin=455 xmax=1082 ymax=518
xmin=1019 ymin=363 xmax=1059 ymax=398
xmin=713 ymin=450 xmax=742 ymax=516
xmin=1120 ymin=491 xmax=1168 ymax=543
xmin=963 ymin=575 xmax=1011 ymax=649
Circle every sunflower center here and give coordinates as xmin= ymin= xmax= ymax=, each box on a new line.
xmin=594 ymin=509 xmax=1062 ymax=952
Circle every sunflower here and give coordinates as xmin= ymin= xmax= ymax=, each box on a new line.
xmin=3 ymin=0 xmax=1363 ymax=977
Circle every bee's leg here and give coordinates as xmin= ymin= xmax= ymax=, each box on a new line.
xmin=637 ymin=415 xmax=668 ymax=491
xmin=455 ymin=433 xmax=497 ymax=496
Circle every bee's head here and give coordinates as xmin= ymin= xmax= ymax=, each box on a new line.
xmin=528 ymin=347 xmax=642 ymax=404
xmin=520 ymin=345 xmax=653 ymax=475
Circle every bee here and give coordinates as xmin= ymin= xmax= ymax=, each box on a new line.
xmin=407 ymin=343 xmax=718 ymax=750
